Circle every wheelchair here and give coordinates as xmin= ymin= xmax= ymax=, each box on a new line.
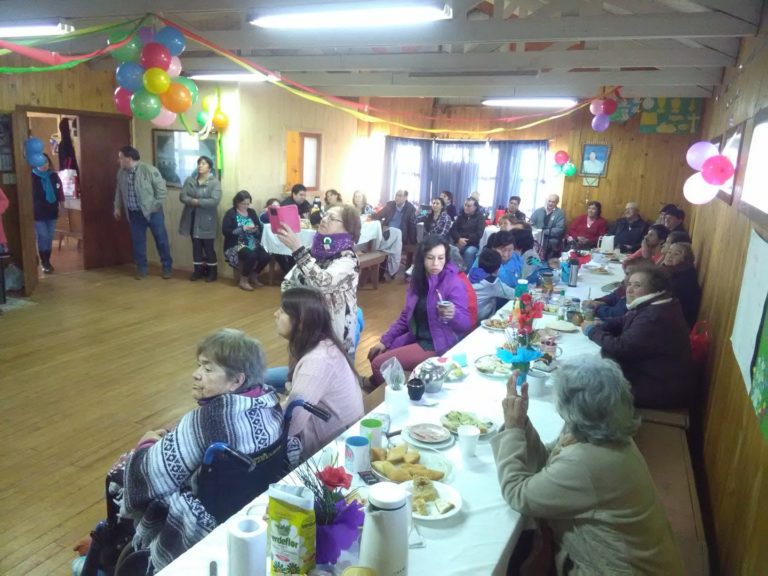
xmin=79 ymin=399 xmax=330 ymax=576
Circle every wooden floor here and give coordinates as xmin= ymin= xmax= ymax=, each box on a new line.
xmin=0 ymin=266 xmax=406 ymax=575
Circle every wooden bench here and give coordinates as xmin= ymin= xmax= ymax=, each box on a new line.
xmin=357 ymin=250 xmax=387 ymax=289
xmin=634 ymin=421 xmax=709 ymax=575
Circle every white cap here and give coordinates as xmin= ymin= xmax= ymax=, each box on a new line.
xmin=368 ymin=482 xmax=407 ymax=510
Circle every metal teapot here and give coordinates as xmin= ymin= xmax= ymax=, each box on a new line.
xmin=414 ymin=359 xmax=447 ymax=393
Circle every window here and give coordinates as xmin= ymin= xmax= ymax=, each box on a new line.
xmin=392 ymin=142 xmax=423 ymax=199
xmin=475 ymin=145 xmax=499 ymax=208
xmin=516 ymin=146 xmax=547 ymax=217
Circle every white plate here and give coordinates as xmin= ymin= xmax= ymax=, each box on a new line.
xmin=405 ymin=423 xmax=452 ymax=444
xmin=474 ymin=354 xmax=514 ymax=379
xmin=481 ymin=319 xmax=510 ymax=332
xmin=546 ymin=320 xmax=579 ymax=332
xmin=371 ymin=446 xmax=453 ymax=483
xmin=439 ymin=411 xmax=498 ymax=438
xmin=401 ymin=428 xmax=455 ymax=450
xmin=402 ymin=480 xmax=463 ymax=521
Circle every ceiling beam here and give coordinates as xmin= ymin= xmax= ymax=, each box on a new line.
xmin=197 ymin=13 xmax=755 ymax=50
xmin=685 ymin=0 xmax=763 ymax=24
xmin=181 ymin=46 xmax=733 ymax=73
xmin=275 ymin=68 xmax=722 ymax=87
xmin=311 ymin=84 xmax=714 ymax=98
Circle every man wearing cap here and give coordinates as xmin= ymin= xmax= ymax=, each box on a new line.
xmin=609 ymin=202 xmax=649 ymax=253
xmin=662 ymin=207 xmax=692 ymax=243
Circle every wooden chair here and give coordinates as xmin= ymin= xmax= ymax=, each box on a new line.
xmin=57 ymin=207 xmax=83 ymax=251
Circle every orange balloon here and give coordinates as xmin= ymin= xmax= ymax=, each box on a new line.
xmin=212 ymin=110 xmax=229 ymax=131
xmin=160 ymin=83 xmax=192 ymax=113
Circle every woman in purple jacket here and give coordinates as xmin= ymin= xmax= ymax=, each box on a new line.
xmin=367 ymin=234 xmax=478 ymax=385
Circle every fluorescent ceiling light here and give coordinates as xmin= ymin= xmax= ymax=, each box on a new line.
xmin=482 ymin=98 xmax=579 ymax=108
xmin=0 ymin=22 xmax=74 ymax=38
xmin=189 ymin=73 xmax=272 ymax=83
xmin=251 ymin=3 xmax=452 ymax=29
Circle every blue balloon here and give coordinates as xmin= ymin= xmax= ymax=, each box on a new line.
xmin=24 ymin=137 xmax=44 ymax=155
xmin=27 ymin=153 xmax=46 ymax=168
xmin=116 ymin=61 xmax=145 ymax=93
xmin=154 ymin=26 xmax=185 ymax=57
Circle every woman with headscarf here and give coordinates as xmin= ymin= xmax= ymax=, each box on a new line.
xmin=31 ymin=153 xmax=64 ymax=273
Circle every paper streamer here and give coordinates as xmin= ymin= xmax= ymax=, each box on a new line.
xmin=228 ymin=516 xmax=267 ymax=576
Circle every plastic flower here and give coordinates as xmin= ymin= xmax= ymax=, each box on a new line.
xmin=317 ymin=466 xmax=352 ymax=491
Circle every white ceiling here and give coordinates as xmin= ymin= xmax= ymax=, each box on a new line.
xmin=1 ymin=0 xmax=763 ymax=104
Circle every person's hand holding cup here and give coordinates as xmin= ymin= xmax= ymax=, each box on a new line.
xmin=437 ymin=300 xmax=454 ymax=324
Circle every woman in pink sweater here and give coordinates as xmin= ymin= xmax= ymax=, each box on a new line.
xmin=276 ymin=286 xmax=364 ymax=461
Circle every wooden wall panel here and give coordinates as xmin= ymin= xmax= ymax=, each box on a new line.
xmin=694 ymin=18 xmax=768 ymax=574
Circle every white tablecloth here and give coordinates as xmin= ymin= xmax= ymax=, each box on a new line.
xmin=260 ymin=218 xmax=384 ymax=256
xmin=158 ymin=264 xmax=624 ymax=576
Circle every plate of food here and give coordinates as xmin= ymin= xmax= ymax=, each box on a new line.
xmin=475 ymin=354 xmax=514 ymax=379
xmin=371 ymin=444 xmax=452 ymax=483
xmin=405 ymin=423 xmax=452 ymax=444
xmin=589 ymin=267 xmax=613 ymax=275
xmin=444 ymin=361 xmax=467 ymax=382
xmin=440 ymin=411 xmax=497 ymax=438
xmin=401 ymin=427 xmax=455 ymax=450
xmin=546 ymin=320 xmax=579 ymax=332
xmin=481 ymin=318 xmax=510 ymax=331
xmin=403 ymin=478 xmax=462 ymax=521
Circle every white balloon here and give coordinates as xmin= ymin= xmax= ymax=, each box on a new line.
xmin=683 ymin=172 xmax=719 ymax=205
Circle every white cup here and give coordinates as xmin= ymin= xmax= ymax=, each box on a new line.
xmin=345 ymin=436 xmax=371 ymax=473
xmin=527 ymin=372 xmax=549 ymax=398
xmin=457 ymin=425 xmax=480 ymax=458
xmin=359 ymin=418 xmax=383 ymax=449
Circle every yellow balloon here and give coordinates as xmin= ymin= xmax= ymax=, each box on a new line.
xmin=202 ymin=94 xmax=218 ymax=112
xmin=143 ymin=67 xmax=171 ymax=95
xmin=212 ymin=111 xmax=229 ymax=131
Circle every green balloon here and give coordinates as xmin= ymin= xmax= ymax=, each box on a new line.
xmin=130 ymin=89 xmax=162 ymax=121
xmin=175 ymin=76 xmax=199 ymax=104
xmin=562 ymin=162 xmax=577 ymax=177
xmin=108 ymin=30 xmax=142 ymax=62
xmin=196 ymin=110 xmax=209 ymax=127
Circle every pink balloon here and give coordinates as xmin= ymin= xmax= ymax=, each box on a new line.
xmin=701 ymin=154 xmax=735 ymax=185
xmin=554 ymin=150 xmax=569 ymax=165
xmin=591 ymin=113 xmax=610 ymax=132
xmin=140 ymin=42 xmax=172 ymax=71
xmin=601 ymin=98 xmax=618 ymax=115
xmin=151 ymin=107 xmax=177 ymax=127
xmin=167 ymin=56 xmax=182 ymax=78
xmin=113 ymin=86 xmax=133 ymax=116
xmin=685 ymin=141 xmax=719 ymax=171
xmin=589 ymin=99 xmax=604 ymax=116
xmin=683 ymin=172 xmax=719 ymax=205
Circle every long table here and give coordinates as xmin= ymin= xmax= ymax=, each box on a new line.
xmin=158 ymin=262 xmax=625 ymax=575
xmin=260 ymin=218 xmax=384 ymax=255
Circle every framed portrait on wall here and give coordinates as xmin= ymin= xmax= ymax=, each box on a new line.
xmin=152 ymin=129 xmax=217 ymax=187
xmin=580 ymin=143 xmax=610 ymax=177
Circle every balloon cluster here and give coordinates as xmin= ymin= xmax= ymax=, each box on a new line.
xmin=110 ymin=26 xmax=202 ymax=127
xmin=24 ymin=137 xmax=46 ymax=167
xmin=197 ymin=94 xmax=230 ymax=131
xmin=588 ymin=98 xmax=617 ymax=133
xmin=553 ymin=150 xmax=576 ymax=177
xmin=683 ymin=141 xmax=734 ymax=204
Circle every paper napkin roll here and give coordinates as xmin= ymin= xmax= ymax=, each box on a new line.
xmin=228 ymin=516 xmax=267 ymax=576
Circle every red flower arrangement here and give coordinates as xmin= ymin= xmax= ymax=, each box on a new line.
xmin=514 ymin=293 xmax=545 ymax=340
xmin=295 ymin=461 xmax=364 ymax=565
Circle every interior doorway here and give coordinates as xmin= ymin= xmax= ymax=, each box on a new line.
xmin=12 ymin=106 xmax=133 ymax=295
xmin=27 ymin=112 xmax=84 ymax=276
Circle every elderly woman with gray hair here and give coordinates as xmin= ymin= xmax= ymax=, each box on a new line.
xmin=492 ymin=355 xmax=683 ymax=575
xmin=120 ymin=328 xmax=283 ymax=572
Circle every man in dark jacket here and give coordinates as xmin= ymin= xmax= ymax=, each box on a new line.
xmin=609 ymin=202 xmax=649 ymax=253
xmin=662 ymin=206 xmax=692 ymax=243
xmin=583 ymin=266 xmax=693 ymax=409
xmin=371 ymin=189 xmax=417 ymax=245
xmin=280 ymin=183 xmax=311 ymax=218
xmin=449 ymin=197 xmax=486 ymax=270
